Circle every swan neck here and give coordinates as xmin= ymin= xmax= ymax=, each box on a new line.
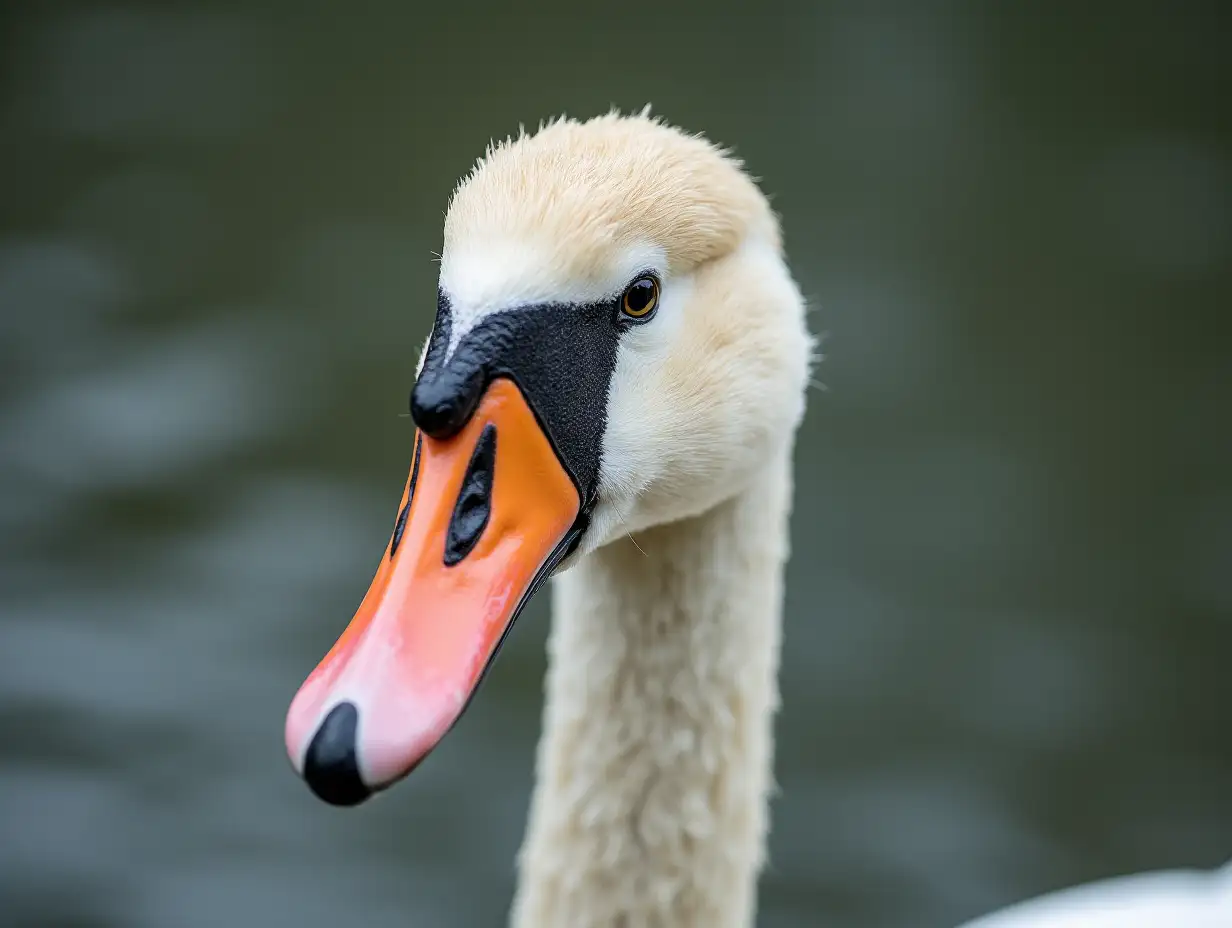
xmin=511 ymin=450 xmax=794 ymax=928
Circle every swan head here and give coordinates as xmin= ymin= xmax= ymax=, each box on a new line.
xmin=285 ymin=110 xmax=812 ymax=806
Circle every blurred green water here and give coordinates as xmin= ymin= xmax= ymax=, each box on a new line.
xmin=0 ymin=3 xmax=1229 ymax=926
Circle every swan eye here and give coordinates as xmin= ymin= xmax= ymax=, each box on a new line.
xmin=620 ymin=276 xmax=659 ymax=320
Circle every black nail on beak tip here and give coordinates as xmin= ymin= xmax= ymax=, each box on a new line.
xmin=410 ymin=365 xmax=486 ymax=439
xmin=302 ymin=701 xmax=371 ymax=807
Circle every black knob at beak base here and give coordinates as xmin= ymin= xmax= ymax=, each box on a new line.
xmin=302 ymin=701 xmax=371 ymax=807
xmin=410 ymin=364 xmax=486 ymax=440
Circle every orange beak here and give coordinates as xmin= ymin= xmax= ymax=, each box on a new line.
xmin=284 ymin=378 xmax=580 ymax=804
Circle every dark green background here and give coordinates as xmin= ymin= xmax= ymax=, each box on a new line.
xmin=1 ymin=3 xmax=1229 ymax=926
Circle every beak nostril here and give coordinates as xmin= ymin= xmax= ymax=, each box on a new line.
xmin=302 ymin=701 xmax=371 ymax=806
xmin=444 ymin=424 xmax=497 ymax=566
xmin=390 ymin=435 xmax=422 ymax=559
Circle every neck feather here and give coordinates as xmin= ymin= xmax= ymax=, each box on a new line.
xmin=510 ymin=448 xmax=794 ymax=928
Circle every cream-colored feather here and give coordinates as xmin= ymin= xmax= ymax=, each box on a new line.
xmin=513 ymin=448 xmax=795 ymax=927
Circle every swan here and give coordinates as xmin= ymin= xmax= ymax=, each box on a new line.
xmin=283 ymin=110 xmax=1231 ymax=927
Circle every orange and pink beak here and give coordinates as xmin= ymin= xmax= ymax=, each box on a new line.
xmin=284 ymin=378 xmax=581 ymax=804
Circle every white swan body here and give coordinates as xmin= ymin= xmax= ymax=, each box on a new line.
xmin=960 ymin=860 xmax=1232 ymax=927
xmin=284 ymin=110 xmax=1229 ymax=928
